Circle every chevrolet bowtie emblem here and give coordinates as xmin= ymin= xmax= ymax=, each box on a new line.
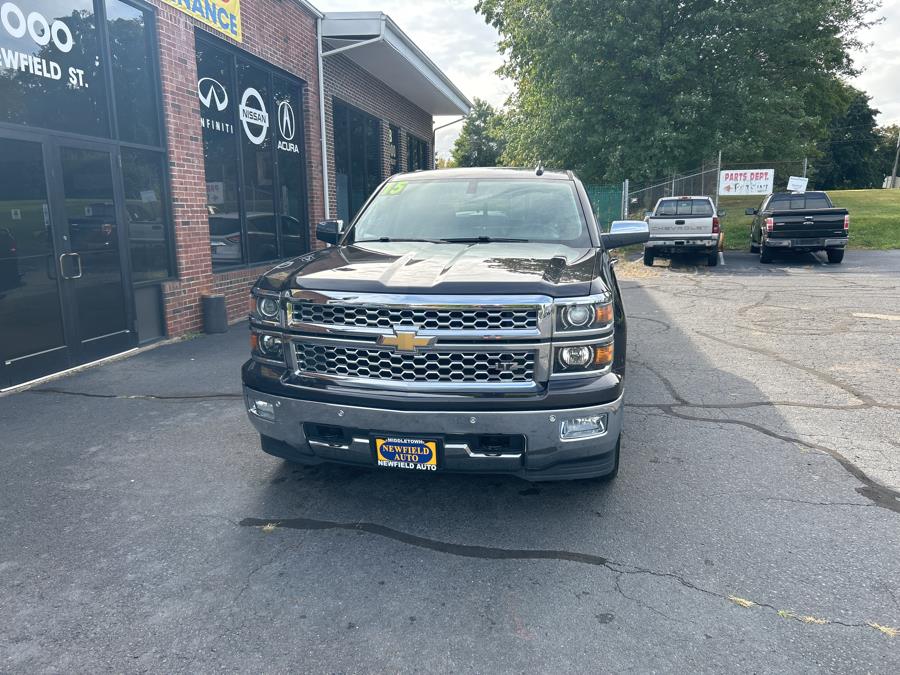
xmin=378 ymin=328 xmax=435 ymax=353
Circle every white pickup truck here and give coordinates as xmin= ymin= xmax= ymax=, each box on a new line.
xmin=643 ymin=196 xmax=721 ymax=267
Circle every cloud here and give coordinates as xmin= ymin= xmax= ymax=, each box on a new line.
xmin=850 ymin=0 xmax=900 ymax=124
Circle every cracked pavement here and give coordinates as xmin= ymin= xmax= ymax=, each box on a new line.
xmin=1 ymin=249 xmax=899 ymax=671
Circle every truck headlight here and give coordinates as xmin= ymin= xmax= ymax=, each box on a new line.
xmin=556 ymin=296 xmax=613 ymax=332
xmin=554 ymin=342 xmax=614 ymax=375
xmin=257 ymin=296 xmax=280 ymax=320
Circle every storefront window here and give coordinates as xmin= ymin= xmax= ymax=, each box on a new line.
xmin=122 ymin=148 xmax=171 ymax=282
xmin=0 ymin=0 xmax=109 ymax=136
xmin=106 ymin=0 xmax=159 ymax=146
xmin=333 ymin=99 xmax=383 ymax=223
xmin=197 ymin=36 xmax=309 ymax=269
xmin=389 ymin=125 xmax=401 ymax=175
xmin=407 ymin=134 xmax=430 ymax=172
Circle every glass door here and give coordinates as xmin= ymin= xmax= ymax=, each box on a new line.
xmin=0 ymin=135 xmax=68 ymax=388
xmin=52 ymin=141 xmax=135 ymax=364
xmin=0 ymin=134 xmax=136 ymax=389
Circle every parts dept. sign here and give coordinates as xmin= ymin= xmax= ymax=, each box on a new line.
xmin=162 ymin=0 xmax=242 ymax=42
xmin=718 ymin=169 xmax=774 ymax=196
xmin=0 ymin=2 xmax=89 ymax=88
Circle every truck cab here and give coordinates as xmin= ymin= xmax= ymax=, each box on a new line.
xmin=241 ymin=168 xmax=649 ymax=481
xmin=643 ymin=196 xmax=721 ymax=267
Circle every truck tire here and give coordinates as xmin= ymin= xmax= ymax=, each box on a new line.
xmin=750 ymin=241 xmax=759 ymax=253
xmin=826 ymin=248 xmax=844 ymax=264
xmin=643 ymin=250 xmax=654 ymax=267
xmin=707 ymin=250 xmax=719 ymax=267
xmin=759 ymin=245 xmax=774 ymax=264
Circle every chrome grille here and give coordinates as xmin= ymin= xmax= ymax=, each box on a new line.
xmin=291 ymin=303 xmax=538 ymax=331
xmin=294 ymin=343 xmax=535 ymax=384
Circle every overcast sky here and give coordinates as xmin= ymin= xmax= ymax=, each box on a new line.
xmin=319 ymin=0 xmax=900 ymax=157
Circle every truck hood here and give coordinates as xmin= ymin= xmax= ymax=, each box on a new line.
xmin=257 ymin=242 xmax=601 ymax=297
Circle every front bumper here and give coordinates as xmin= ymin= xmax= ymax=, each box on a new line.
xmin=243 ymin=386 xmax=624 ymax=481
xmin=764 ymin=236 xmax=847 ymax=250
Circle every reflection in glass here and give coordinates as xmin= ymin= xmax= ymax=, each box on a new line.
xmin=237 ymin=61 xmax=276 ymax=263
xmin=60 ymin=147 xmax=127 ymax=341
xmin=106 ymin=0 xmax=159 ymax=145
xmin=273 ymin=77 xmax=308 ymax=257
xmin=122 ymin=148 xmax=171 ymax=282
xmin=0 ymin=138 xmax=66 ymax=363
xmin=0 ymin=0 xmax=109 ymax=136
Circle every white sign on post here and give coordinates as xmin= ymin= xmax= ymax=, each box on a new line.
xmin=786 ymin=176 xmax=809 ymax=192
xmin=718 ymin=169 xmax=774 ymax=196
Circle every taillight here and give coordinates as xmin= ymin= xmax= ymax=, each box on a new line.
xmin=712 ymin=216 xmax=720 ymax=234
xmin=765 ymin=217 xmax=774 ymax=233
xmin=843 ymin=214 xmax=849 ymax=231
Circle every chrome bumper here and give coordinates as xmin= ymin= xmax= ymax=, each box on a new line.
xmin=765 ymin=237 xmax=848 ymax=248
xmin=645 ymin=237 xmax=718 ymax=249
xmin=243 ymin=386 xmax=624 ymax=480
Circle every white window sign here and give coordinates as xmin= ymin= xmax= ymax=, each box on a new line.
xmin=786 ymin=176 xmax=809 ymax=192
xmin=206 ymin=181 xmax=225 ymax=205
xmin=718 ymin=169 xmax=774 ymax=196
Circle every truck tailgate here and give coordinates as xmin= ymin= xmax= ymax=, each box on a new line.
xmin=769 ymin=208 xmax=846 ymax=239
xmin=647 ymin=216 xmax=713 ymax=238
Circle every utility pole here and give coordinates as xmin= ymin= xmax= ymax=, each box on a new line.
xmin=802 ymin=157 xmax=808 ymax=178
xmin=891 ymin=128 xmax=899 ymax=189
xmin=714 ymin=150 xmax=722 ymax=209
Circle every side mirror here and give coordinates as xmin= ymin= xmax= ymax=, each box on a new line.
xmin=745 ymin=208 xmax=757 ymax=216
xmin=316 ymin=219 xmax=343 ymax=245
xmin=717 ymin=209 xmax=726 ymax=217
xmin=601 ymin=220 xmax=650 ymax=250
xmin=645 ymin=211 xmax=654 ymax=219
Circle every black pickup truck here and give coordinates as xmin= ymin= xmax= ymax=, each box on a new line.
xmin=747 ymin=191 xmax=849 ymax=264
xmin=241 ymin=168 xmax=650 ymax=481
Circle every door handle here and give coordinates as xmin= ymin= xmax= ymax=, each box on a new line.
xmin=59 ymin=252 xmax=83 ymax=280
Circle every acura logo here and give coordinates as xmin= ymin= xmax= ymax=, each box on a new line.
xmin=239 ymin=87 xmax=269 ymax=145
xmin=377 ymin=327 xmax=436 ymax=353
xmin=278 ymin=101 xmax=295 ymax=141
xmin=197 ymin=77 xmax=228 ymax=112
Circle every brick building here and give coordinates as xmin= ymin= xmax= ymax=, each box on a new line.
xmin=0 ymin=0 xmax=469 ymax=389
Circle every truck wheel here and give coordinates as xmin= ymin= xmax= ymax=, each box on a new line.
xmin=750 ymin=241 xmax=759 ymax=253
xmin=707 ymin=250 xmax=719 ymax=267
xmin=597 ymin=436 xmax=621 ymax=481
xmin=759 ymin=245 xmax=773 ymax=264
xmin=643 ymin=250 xmax=654 ymax=267
xmin=826 ymin=249 xmax=844 ymax=264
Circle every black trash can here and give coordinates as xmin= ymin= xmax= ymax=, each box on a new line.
xmin=201 ymin=294 xmax=228 ymax=334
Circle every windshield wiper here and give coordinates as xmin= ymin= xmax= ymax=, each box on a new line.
xmin=438 ymin=236 xmax=529 ymax=243
xmin=354 ymin=237 xmax=440 ymax=243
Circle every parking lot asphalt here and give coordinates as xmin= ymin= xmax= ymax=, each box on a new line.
xmin=2 ymin=250 xmax=899 ymax=672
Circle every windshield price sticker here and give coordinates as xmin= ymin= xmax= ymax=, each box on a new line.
xmin=383 ymin=182 xmax=407 ymax=196
xmin=375 ymin=437 xmax=438 ymax=471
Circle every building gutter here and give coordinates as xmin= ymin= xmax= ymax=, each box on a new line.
xmin=316 ymin=17 xmax=330 ymax=219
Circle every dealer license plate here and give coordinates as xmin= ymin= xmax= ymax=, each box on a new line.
xmin=374 ymin=436 xmax=439 ymax=471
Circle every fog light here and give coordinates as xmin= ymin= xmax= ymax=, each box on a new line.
xmin=559 ymin=345 xmax=593 ymax=367
xmin=249 ymin=398 xmax=276 ymax=421
xmin=259 ymin=334 xmax=283 ymax=359
xmin=560 ymin=414 xmax=608 ymax=440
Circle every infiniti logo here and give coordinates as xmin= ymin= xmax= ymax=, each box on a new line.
xmin=278 ymin=101 xmax=295 ymax=141
xmin=197 ymin=77 xmax=228 ymax=112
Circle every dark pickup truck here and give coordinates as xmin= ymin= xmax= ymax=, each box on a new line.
xmin=747 ymin=191 xmax=849 ymax=264
xmin=241 ymin=167 xmax=650 ymax=481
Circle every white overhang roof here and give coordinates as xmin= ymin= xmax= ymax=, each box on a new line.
xmin=321 ymin=12 xmax=471 ymax=116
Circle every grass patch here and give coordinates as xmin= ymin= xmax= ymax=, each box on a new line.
xmin=717 ymin=189 xmax=900 ymax=250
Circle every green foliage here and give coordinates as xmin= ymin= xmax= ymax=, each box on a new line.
xmin=814 ymin=85 xmax=883 ymax=189
xmin=450 ymin=98 xmax=507 ymax=167
xmin=477 ymin=0 xmax=881 ymax=182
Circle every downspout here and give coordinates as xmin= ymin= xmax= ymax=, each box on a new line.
xmin=316 ymin=17 xmax=330 ymax=219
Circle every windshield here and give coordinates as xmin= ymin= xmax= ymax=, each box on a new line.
xmin=349 ymin=179 xmax=591 ymax=246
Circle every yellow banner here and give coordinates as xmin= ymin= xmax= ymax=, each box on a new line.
xmin=161 ymin=0 xmax=243 ymax=42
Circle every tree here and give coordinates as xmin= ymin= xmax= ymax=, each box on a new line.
xmin=477 ymin=0 xmax=881 ymax=181
xmin=450 ymin=98 xmax=507 ymax=167
xmin=813 ymin=86 xmax=882 ymax=189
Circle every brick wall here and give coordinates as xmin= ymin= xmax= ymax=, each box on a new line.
xmin=149 ymin=3 xmax=437 ymax=336
xmin=149 ymin=0 xmax=324 ymax=336
xmin=323 ymin=54 xmax=434 ymax=218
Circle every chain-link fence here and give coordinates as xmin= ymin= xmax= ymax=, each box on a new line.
xmin=583 ymin=183 xmax=625 ymax=231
